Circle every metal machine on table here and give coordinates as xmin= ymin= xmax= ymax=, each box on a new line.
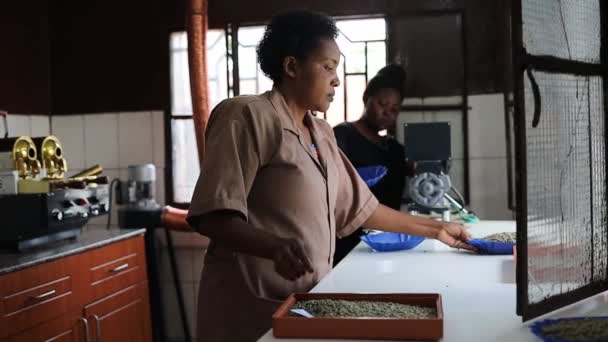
xmin=0 ymin=131 xmax=109 ymax=250
xmin=403 ymin=122 xmax=475 ymax=221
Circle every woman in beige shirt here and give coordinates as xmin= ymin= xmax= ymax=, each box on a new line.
xmin=187 ymin=10 xmax=473 ymax=342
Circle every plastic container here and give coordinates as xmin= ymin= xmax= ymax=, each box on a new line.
xmin=467 ymin=239 xmax=514 ymax=255
xmin=361 ymin=232 xmax=425 ymax=252
xmin=356 ymin=166 xmax=388 ymax=187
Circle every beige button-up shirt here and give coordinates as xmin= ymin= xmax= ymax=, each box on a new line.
xmin=188 ymin=88 xmax=378 ymax=341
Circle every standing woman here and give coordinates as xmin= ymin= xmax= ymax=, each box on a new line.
xmin=333 ymin=65 xmax=408 ymax=265
xmin=187 ymin=10 xmax=472 ymax=342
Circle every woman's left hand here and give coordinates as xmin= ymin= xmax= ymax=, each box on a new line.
xmin=436 ymin=222 xmax=476 ymax=251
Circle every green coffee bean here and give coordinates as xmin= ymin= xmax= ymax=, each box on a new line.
xmin=481 ymin=232 xmax=516 ymax=243
xmin=292 ymin=299 xmax=436 ymax=319
xmin=540 ymin=318 xmax=608 ymax=341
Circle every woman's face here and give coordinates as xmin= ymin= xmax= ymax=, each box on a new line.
xmin=292 ymin=38 xmax=341 ymax=113
xmin=363 ymin=88 xmax=401 ymax=132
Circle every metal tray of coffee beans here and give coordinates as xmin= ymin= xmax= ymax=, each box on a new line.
xmin=272 ymin=293 xmax=443 ymax=341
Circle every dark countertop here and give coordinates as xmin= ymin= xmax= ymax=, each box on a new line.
xmin=0 ymin=228 xmax=146 ymax=275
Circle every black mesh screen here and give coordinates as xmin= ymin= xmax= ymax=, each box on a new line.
xmin=522 ymin=0 xmax=601 ymax=63
xmin=524 ymin=73 xmax=607 ymax=304
xmin=514 ymin=0 xmax=608 ymax=320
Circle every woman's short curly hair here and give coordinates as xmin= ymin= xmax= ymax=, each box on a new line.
xmin=257 ymin=10 xmax=338 ymax=83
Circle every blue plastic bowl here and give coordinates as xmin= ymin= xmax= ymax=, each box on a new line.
xmin=531 ymin=317 xmax=608 ymax=342
xmin=360 ymin=232 xmax=425 ymax=252
xmin=467 ymin=239 xmax=514 ymax=255
xmin=356 ymin=166 xmax=388 ymax=187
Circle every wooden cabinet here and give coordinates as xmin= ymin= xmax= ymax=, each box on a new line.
xmin=3 ymin=310 xmax=84 ymax=342
xmin=84 ymin=283 xmax=152 ymax=342
xmin=0 ymin=235 xmax=151 ymax=342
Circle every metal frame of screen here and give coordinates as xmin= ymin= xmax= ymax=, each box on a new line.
xmin=513 ymin=0 xmax=608 ymax=320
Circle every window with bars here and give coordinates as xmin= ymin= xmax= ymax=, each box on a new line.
xmin=169 ymin=17 xmax=387 ymax=204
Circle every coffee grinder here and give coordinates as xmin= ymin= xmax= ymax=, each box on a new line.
xmin=116 ymin=164 xmax=162 ymax=228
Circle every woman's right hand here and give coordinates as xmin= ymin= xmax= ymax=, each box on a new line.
xmin=271 ymin=237 xmax=314 ymax=281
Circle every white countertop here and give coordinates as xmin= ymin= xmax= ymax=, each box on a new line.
xmin=258 ymin=220 xmax=608 ymax=342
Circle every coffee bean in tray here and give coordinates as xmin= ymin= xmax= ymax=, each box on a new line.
xmin=292 ymin=299 xmax=436 ymax=319
xmin=539 ymin=318 xmax=608 ymax=341
xmin=481 ymin=232 xmax=516 ymax=243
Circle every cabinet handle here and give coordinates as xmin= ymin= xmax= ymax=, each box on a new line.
xmin=110 ymin=263 xmax=129 ymax=272
xmin=93 ymin=314 xmax=101 ymax=341
xmin=31 ymin=289 xmax=56 ymax=300
xmin=79 ymin=317 xmax=90 ymax=342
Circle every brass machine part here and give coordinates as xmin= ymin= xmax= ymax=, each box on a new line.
xmin=0 ymin=136 xmax=41 ymax=178
xmin=32 ymin=136 xmax=67 ymax=179
xmin=70 ymin=164 xmax=103 ymax=178
xmin=18 ymin=175 xmax=109 ymax=194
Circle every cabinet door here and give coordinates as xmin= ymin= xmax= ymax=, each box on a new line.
xmin=87 ymin=235 xmax=147 ymax=303
xmin=0 ymin=253 xmax=87 ymax=339
xmin=83 ymin=283 xmax=151 ymax=342
xmin=2 ymin=309 xmax=85 ymax=342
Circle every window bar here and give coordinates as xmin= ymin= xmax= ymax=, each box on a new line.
xmin=224 ymin=25 xmax=233 ymax=97
xmin=364 ymin=42 xmax=369 ymax=83
xmin=230 ymin=26 xmax=240 ymax=96
xmin=587 ymin=76 xmax=594 ymax=282
xmin=601 ymin=0 xmax=608 ymax=283
xmin=511 ymin=0 xmax=528 ymax=316
xmin=255 ymin=63 xmax=260 ymax=94
xmin=342 ymin=54 xmax=348 ymax=122
xmin=460 ymin=10 xmax=471 ymax=205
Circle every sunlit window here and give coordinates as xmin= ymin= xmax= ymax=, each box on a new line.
xmin=169 ymin=17 xmax=387 ymax=204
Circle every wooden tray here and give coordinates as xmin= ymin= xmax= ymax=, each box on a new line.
xmin=272 ymin=293 xmax=443 ymax=341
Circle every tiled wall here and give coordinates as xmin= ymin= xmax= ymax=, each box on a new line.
xmin=51 ymin=111 xmax=205 ymax=341
xmin=4 ymin=112 xmax=205 ymax=342
xmin=396 ymin=93 xmax=513 ymax=220
xmin=3 ymin=114 xmax=51 ymax=138
xmin=47 ymin=111 xmax=202 ymax=342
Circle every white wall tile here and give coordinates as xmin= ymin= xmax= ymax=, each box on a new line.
xmin=119 ymin=168 xmax=129 ymax=181
xmin=84 ymin=113 xmax=119 ymax=169
xmin=162 ymin=282 xmax=197 ymax=341
xmin=152 ymin=111 xmax=166 ymax=168
xmin=51 ymin=115 xmax=86 ymax=170
xmin=402 ymin=97 xmax=423 ymax=105
xmin=468 ymin=94 xmax=507 ymax=158
xmin=469 ymin=158 xmax=512 ymax=220
xmin=158 ymin=244 xmax=195 ymax=283
xmin=193 ymin=279 xmax=200 ymax=341
xmin=156 ymin=167 xmax=165 ymax=206
xmin=118 ymin=112 xmax=154 ymax=168
xmin=448 ymin=159 xmax=466 ymax=197
xmin=192 ymin=248 xmax=206 ymax=284
xmin=422 ymin=96 xmax=462 ymax=106
xmin=6 ymin=115 xmax=30 ymax=137
xmin=30 ymin=115 xmax=50 ymax=137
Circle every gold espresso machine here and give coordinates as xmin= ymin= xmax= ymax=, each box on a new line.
xmin=33 ymin=135 xmax=68 ymax=179
xmin=0 ymin=136 xmax=41 ymax=180
xmin=0 ymin=135 xmax=109 ymax=250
